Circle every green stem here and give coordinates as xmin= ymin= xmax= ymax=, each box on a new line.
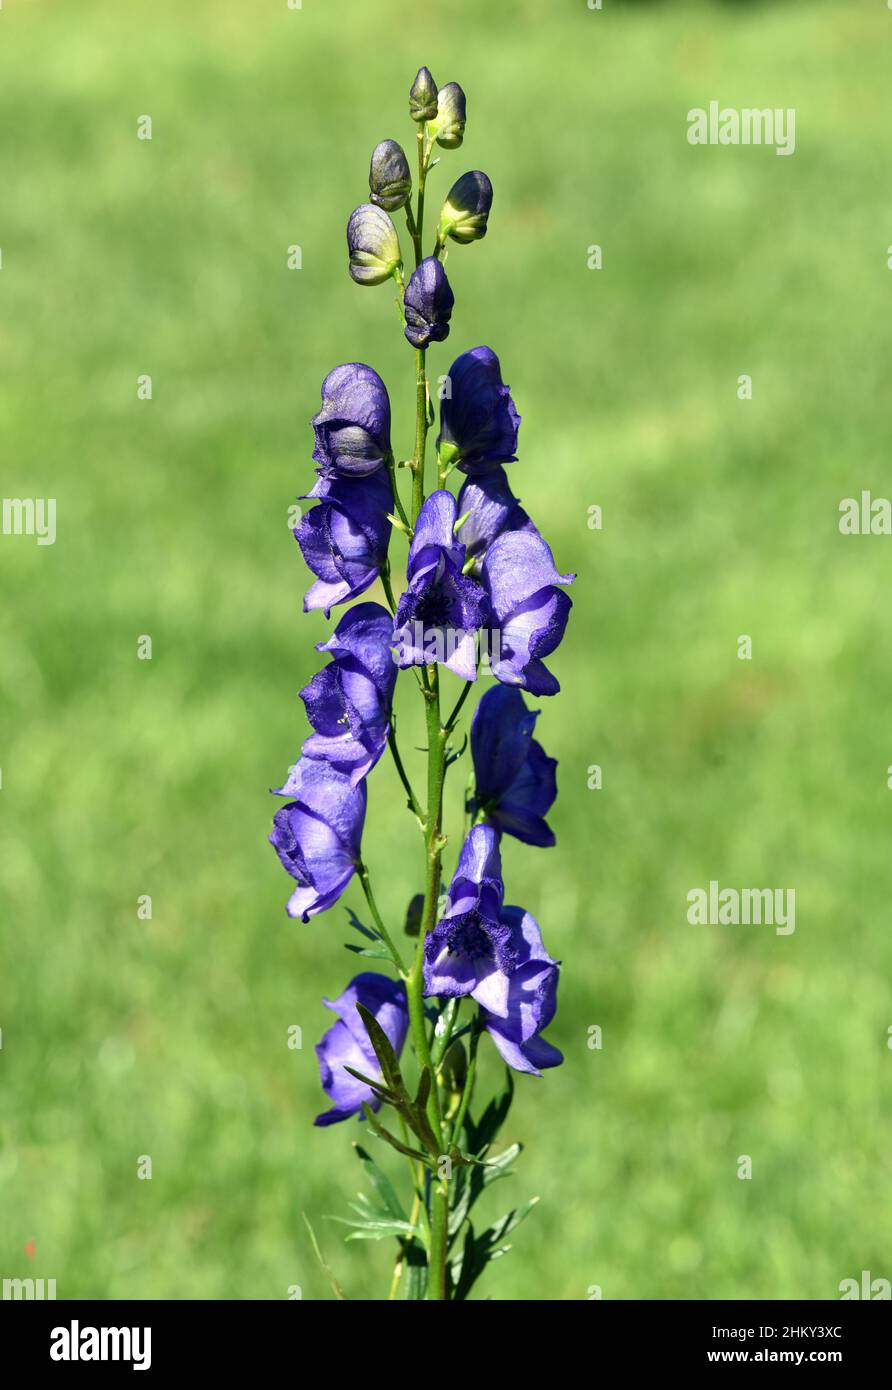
xmin=411 ymin=347 xmax=429 ymax=523
xmin=450 ymin=1017 xmax=481 ymax=1146
xmin=356 ymin=860 xmax=406 ymax=975
xmin=401 ymin=123 xmax=451 ymax=1302
xmin=386 ymin=454 xmax=412 ymax=534
xmin=387 ymin=726 xmax=424 ymax=825
xmin=444 ymin=677 xmax=474 ymax=734
xmin=428 ymin=1179 xmax=449 ymax=1300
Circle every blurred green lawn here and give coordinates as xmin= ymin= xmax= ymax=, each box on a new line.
xmin=2 ymin=0 xmax=891 ymax=1300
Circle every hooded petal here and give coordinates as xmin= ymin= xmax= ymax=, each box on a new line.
xmin=294 ymin=473 xmax=392 ymax=617
xmin=311 ymin=363 xmax=392 ymax=480
xmin=269 ymin=759 xmax=366 ymax=920
xmin=404 ymin=257 xmax=454 ymax=349
xmin=437 ymin=346 xmax=520 ymax=475
xmin=457 ymin=467 xmax=534 ymax=574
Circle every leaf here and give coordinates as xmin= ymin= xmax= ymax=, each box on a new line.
xmin=345 ymin=907 xmax=378 ymax=941
xmin=403 ymin=1243 xmax=428 ymax=1300
xmin=356 ymin=1003 xmax=407 ymax=1099
xmin=342 ymin=1064 xmax=397 ymax=1105
xmin=303 ymin=1213 xmax=347 ymax=1300
xmin=450 ymin=1198 xmax=539 ymax=1300
xmin=352 ymin=1143 xmax=406 ymax=1223
xmin=327 ymin=1215 xmax=418 ymax=1242
xmin=344 ymin=943 xmax=393 ymax=960
xmin=448 ymin=1141 xmax=522 ymax=1241
xmin=463 ymin=1068 xmax=514 ymax=1157
xmin=362 ymin=1103 xmax=432 ymax=1166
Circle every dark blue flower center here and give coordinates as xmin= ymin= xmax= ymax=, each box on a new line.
xmin=411 ymin=581 xmax=456 ymax=628
xmin=446 ymin=910 xmax=495 ymax=959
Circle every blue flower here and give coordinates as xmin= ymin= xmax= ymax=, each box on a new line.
xmin=404 ymin=257 xmax=455 ymax=349
xmin=311 ymin=363 xmax=392 ymax=484
xmin=470 ymin=686 xmax=557 ymax=846
xmin=392 ymin=490 xmax=488 ymax=680
xmin=423 ymin=826 xmax=511 ymax=1011
xmin=294 ymin=471 xmax=393 ymax=617
xmin=423 ymin=829 xmax=561 ymax=1073
xmin=481 ymin=525 xmax=574 ymax=695
xmin=457 ymin=466 xmax=535 ymax=577
xmin=314 ymin=973 xmax=409 ymax=1126
xmin=437 ymin=346 xmax=521 ymax=476
xmin=479 ymin=915 xmax=563 ymax=1076
xmin=270 ymin=758 xmax=366 ymax=921
xmin=299 ymin=603 xmax=397 ymax=786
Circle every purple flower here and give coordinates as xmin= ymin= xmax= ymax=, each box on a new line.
xmin=347 ymin=203 xmax=402 ymax=286
xmin=481 ymin=526 xmax=574 ymax=696
xmin=300 ymin=603 xmax=397 ymax=786
xmin=294 ymin=471 xmax=393 ymax=617
xmin=457 ymin=466 xmax=535 ymax=577
xmin=404 ymin=257 xmax=455 ymax=350
xmin=437 ymin=346 xmax=521 ymax=477
xmin=423 ymin=826 xmax=512 ymax=1012
xmin=438 ymin=170 xmax=493 ymax=245
xmin=479 ymin=916 xmax=563 ymax=1076
xmin=270 ymin=757 xmax=366 ymax=921
xmin=369 ymin=139 xmax=411 ymax=212
xmin=392 ymin=490 xmax=488 ymax=680
xmin=314 ymin=972 xmax=409 ymax=1126
xmin=470 ymin=686 xmax=557 ymax=846
xmin=423 ymin=829 xmax=561 ymax=1068
xmin=310 ymin=363 xmax=392 ymax=484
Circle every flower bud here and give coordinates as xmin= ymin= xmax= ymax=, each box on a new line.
xmin=409 ymin=66 xmax=438 ymax=123
xmin=442 ymin=1038 xmax=468 ymax=1101
xmin=346 ymin=203 xmax=402 ymax=286
xmin=438 ymin=170 xmax=493 ymax=245
xmin=430 ymin=81 xmax=466 ymax=149
xmin=369 ymin=139 xmax=412 ymax=212
xmin=403 ymin=257 xmax=455 ymax=349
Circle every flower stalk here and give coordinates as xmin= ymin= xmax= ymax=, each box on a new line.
xmin=271 ymin=63 xmax=574 ymax=1303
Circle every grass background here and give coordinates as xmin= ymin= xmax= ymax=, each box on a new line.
xmin=1 ymin=0 xmax=890 ymax=1300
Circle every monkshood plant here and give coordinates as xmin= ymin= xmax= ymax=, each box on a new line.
xmin=270 ymin=67 xmax=574 ymax=1301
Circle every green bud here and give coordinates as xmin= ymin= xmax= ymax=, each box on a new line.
xmin=429 ymin=81 xmax=466 ymax=149
xmin=438 ymin=170 xmax=493 ymax=245
xmin=409 ymin=66 xmax=438 ymax=123
xmin=369 ymin=139 xmax=412 ymax=212
xmin=442 ymin=1039 xmax=468 ymax=1099
xmin=346 ymin=203 xmax=402 ymax=286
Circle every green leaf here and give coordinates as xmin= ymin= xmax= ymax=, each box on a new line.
xmin=403 ymin=1244 xmax=428 ymax=1300
xmin=345 ymin=907 xmax=378 ymax=941
xmin=362 ymin=1103 xmax=432 ymax=1166
xmin=327 ymin=1214 xmax=418 ymax=1242
xmin=342 ymin=1064 xmax=397 ymax=1105
xmin=464 ymin=1068 xmax=514 ymax=1157
xmin=344 ymin=943 xmax=393 ymax=960
xmin=450 ymin=1198 xmax=539 ymax=1300
xmin=352 ymin=1143 xmax=407 ymax=1223
xmin=448 ymin=1141 xmax=522 ymax=1241
xmin=356 ymin=1003 xmax=407 ymax=1099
